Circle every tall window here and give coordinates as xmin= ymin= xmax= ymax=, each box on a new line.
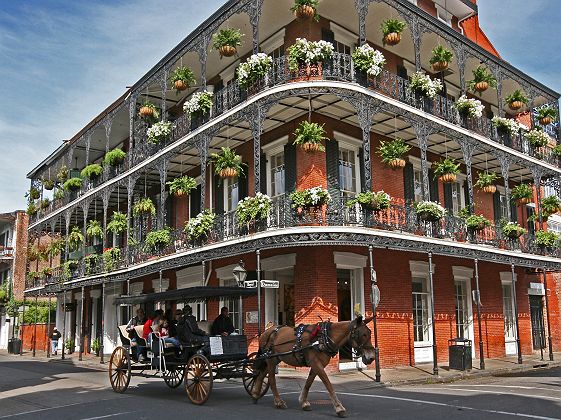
xmin=333 ymin=40 xmax=351 ymax=55
xmin=339 ymin=147 xmax=357 ymax=196
xmin=221 ymin=278 xmax=241 ymax=331
xmin=269 ymin=45 xmax=284 ymax=61
xmin=502 ymin=283 xmax=516 ymax=340
xmin=226 ymin=177 xmax=239 ymax=211
xmin=413 ymin=169 xmax=424 ymax=202
xmin=499 ymin=193 xmax=509 ymax=220
xmin=270 ymin=152 xmax=285 ymax=197
xmin=455 ymin=281 xmax=469 ymax=338
xmin=412 ymin=277 xmax=430 ymax=342
xmin=450 ymin=182 xmax=464 ymax=215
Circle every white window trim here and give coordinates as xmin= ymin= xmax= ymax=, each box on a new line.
xmin=188 ymin=175 xmax=203 ymax=217
xmin=334 ymin=131 xmax=362 ymax=194
xmin=263 ymin=135 xmax=289 ymax=197
xmin=215 ymin=264 xmax=238 ymax=280
xmin=408 ymin=155 xmax=423 ymax=170
xmin=261 ymin=253 xmax=296 ymax=271
xmin=334 ymin=251 xmax=367 ymax=269
xmin=260 ymin=28 xmax=286 ymax=54
xmin=329 ymin=22 xmax=358 ymax=49
xmin=219 ymin=59 xmax=241 ymax=84
xmin=452 ymin=267 xmax=475 ymax=355
xmin=435 ymin=4 xmax=453 ymax=26
xmin=176 ymin=265 xmax=204 ymax=289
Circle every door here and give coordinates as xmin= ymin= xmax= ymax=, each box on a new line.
xmin=502 ymin=283 xmax=517 ymax=355
xmin=529 ymin=295 xmax=545 ymax=351
xmin=412 ymin=277 xmax=433 ymax=363
xmin=337 ymin=269 xmax=353 ymax=362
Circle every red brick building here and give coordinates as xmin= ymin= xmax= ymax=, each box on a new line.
xmin=24 ymin=0 xmax=561 ymax=371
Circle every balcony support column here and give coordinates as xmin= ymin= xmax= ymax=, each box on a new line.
xmin=428 ymin=251 xmax=438 ymax=376
xmin=542 ymin=268 xmax=554 ymax=361
xmin=157 ymin=160 xmax=169 ymax=229
xmin=81 ymin=201 xmax=89 ymax=267
xmin=103 ymin=115 xmax=113 ymax=155
xmin=531 ymin=167 xmax=544 ymax=230
xmin=64 ymin=210 xmax=71 ymax=263
xmin=102 ymin=190 xmax=111 ymax=250
xmin=159 ymin=67 xmax=170 ymax=121
xmin=100 ymin=280 xmax=106 ymax=364
xmin=125 ymin=177 xmax=136 ymax=263
xmin=495 ymin=153 xmax=512 ymax=221
xmin=473 ymin=259 xmax=485 ymax=370
xmin=198 ymin=37 xmax=211 ymax=88
xmin=197 ymin=136 xmax=210 ymax=212
xmin=458 ymin=138 xmax=477 ymax=214
xmin=128 ymin=94 xmax=138 ymax=166
xmin=250 ymin=106 xmax=266 ymax=194
xmin=46 ymin=294 xmax=52 ymax=358
xmin=85 ymin=132 xmax=92 ymax=166
xmin=412 ymin=122 xmax=432 ymax=200
xmin=496 ymin=71 xmax=504 ymax=117
xmin=248 ymin=0 xmax=264 ymax=54
xmin=61 ymin=291 xmax=66 ymax=360
xmin=357 ymin=99 xmax=377 ymax=191
xmin=456 ymin=46 xmax=467 ymax=94
xmin=78 ymin=286 xmax=85 ymax=361
xmin=355 ymin=0 xmax=368 ymax=45
xmin=511 ymin=263 xmax=523 ymax=364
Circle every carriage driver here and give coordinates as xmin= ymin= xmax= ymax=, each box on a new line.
xmin=176 ymin=305 xmax=207 ymax=344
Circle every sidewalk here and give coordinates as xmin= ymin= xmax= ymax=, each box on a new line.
xmin=2 ymin=349 xmax=560 ymax=388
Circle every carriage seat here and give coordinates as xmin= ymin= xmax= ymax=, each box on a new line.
xmin=117 ymin=325 xmax=147 ymax=347
xmin=198 ymin=320 xmax=212 ymax=335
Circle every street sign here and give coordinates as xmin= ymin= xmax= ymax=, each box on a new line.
xmin=260 ymin=280 xmax=279 ymax=289
xmin=244 ymin=280 xmax=258 ymax=288
xmin=371 ymin=284 xmax=380 ymax=309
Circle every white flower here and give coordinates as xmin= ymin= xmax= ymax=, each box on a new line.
xmin=454 ymin=95 xmax=484 ymax=118
xmin=236 ymin=53 xmax=273 ymax=87
xmin=183 ymin=90 xmax=214 ymax=114
xmin=408 ymin=72 xmax=443 ymax=99
xmin=146 ymin=121 xmax=173 ymax=144
xmin=352 ymin=44 xmax=386 ymax=77
xmin=492 ymin=116 xmax=525 ymax=135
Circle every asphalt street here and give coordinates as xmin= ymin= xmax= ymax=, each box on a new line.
xmin=1 ymin=353 xmax=561 ymax=419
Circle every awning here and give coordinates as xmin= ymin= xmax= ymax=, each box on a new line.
xmin=114 ymin=286 xmax=256 ymax=306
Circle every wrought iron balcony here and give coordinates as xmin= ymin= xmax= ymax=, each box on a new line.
xmin=25 ymin=192 xmax=559 ymax=291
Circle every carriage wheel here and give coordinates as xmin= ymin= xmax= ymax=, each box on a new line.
xmin=243 ymin=352 xmax=269 ymax=400
xmin=184 ymin=354 xmax=213 ymax=405
xmin=109 ymin=346 xmax=131 ymax=393
xmin=163 ymin=367 xmax=185 ymax=389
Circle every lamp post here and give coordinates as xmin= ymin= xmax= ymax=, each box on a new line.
xmin=233 ymin=260 xmax=247 ymax=335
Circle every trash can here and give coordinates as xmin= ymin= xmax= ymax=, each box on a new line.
xmin=7 ymin=338 xmax=21 ymax=355
xmin=448 ymin=338 xmax=472 ymax=371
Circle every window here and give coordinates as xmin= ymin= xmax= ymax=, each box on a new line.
xmin=412 ymin=277 xmax=430 ymax=342
xmin=502 ymin=283 xmax=516 ymax=340
xmin=270 ymin=152 xmax=285 ymax=197
xmin=450 ymin=182 xmax=464 ymax=215
xmin=339 ymin=147 xmax=358 ymax=196
xmin=333 ymin=41 xmax=351 ymax=55
xmin=435 ymin=4 xmax=452 ymax=27
xmin=269 ymin=45 xmax=284 ymax=61
xmin=225 ymin=177 xmax=239 ymax=211
xmin=499 ymin=193 xmax=509 ymax=220
xmin=220 ymin=278 xmax=241 ymax=331
xmin=413 ymin=169 xmax=424 ymax=203
xmin=544 ymin=184 xmax=557 ymax=198
xmin=548 ymin=219 xmax=561 ymax=233
xmin=455 ymin=281 xmax=469 ymax=339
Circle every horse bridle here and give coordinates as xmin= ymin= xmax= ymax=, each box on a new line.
xmin=348 ymin=321 xmax=369 ymax=357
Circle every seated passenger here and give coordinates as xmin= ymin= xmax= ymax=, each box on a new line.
xmin=143 ymin=309 xmax=164 ymax=342
xmin=211 ymin=307 xmax=235 ymax=336
xmin=177 ymin=306 xmax=207 ymax=345
xmin=160 ymin=318 xmax=181 ymax=348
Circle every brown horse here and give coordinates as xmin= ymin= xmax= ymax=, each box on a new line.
xmin=251 ymin=316 xmax=375 ymax=417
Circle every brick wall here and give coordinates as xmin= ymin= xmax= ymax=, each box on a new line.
xmin=13 ymin=211 xmax=29 ymax=300
xmin=21 ymin=323 xmax=54 ymax=352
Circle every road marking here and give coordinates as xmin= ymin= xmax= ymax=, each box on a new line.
xmin=315 ymin=391 xmax=561 ymax=420
xmin=79 ymin=413 xmax=132 ymax=420
xmin=0 ymin=397 xmax=126 ymax=419
xmin=413 ymin=387 xmax=561 ymax=402
xmin=441 ymin=384 xmax=561 ymax=393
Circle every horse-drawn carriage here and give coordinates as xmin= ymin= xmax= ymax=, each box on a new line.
xmin=108 ymin=286 xmax=269 ymax=405
xmin=108 ymin=284 xmax=376 ymax=416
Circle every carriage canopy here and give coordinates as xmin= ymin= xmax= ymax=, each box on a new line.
xmin=114 ymin=286 xmax=256 ymax=306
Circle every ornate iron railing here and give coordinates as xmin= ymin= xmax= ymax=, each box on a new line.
xmin=25 ymin=191 xmax=559 ymax=290
xmin=31 ymin=53 xmax=560 ymax=223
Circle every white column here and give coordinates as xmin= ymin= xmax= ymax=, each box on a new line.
xmin=103 ymin=284 xmax=119 ymax=353
xmin=90 ymin=290 xmax=102 ymax=342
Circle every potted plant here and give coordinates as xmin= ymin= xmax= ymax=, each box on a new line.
xmin=107 ymin=211 xmax=127 ymax=235
xmin=81 ymin=163 xmax=103 ymax=180
xmin=433 ymin=157 xmax=460 ymax=184
xmin=413 ymin=201 xmax=446 ymax=222
xmin=27 ymin=187 xmax=40 ymax=201
xmin=212 ymin=28 xmax=243 ymax=58
xmin=511 ymin=183 xmax=533 ymax=205
xmin=408 ymin=71 xmax=443 ymax=99
xmin=380 ymin=19 xmax=406 ymax=46
xmin=86 ymin=220 xmax=103 ymax=241
xmin=138 ymin=101 xmax=159 ymax=120
xmin=541 ymin=195 xmax=561 ymax=219
xmin=27 ymin=202 xmax=38 ymax=216
xmin=237 ymin=53 xmax=273 ymax=90
xmin=429 ymin=45 xmax=453 ymax=72
xmin=167 ymin=175 xmax=197 ymax=197
xmin=290 ymin=186 xmax=331 ymax=211
xmin=46 ymin=239 xmax=65 ymax=259
xmin=211 ymin=147 xmax=245 ymax=179
xmin=346 ymin=191 xmax=391 ymax=212
xmin=475 ymin=171 xmax=498 ymax=194
xmin=91 ymin=338 xmax=101 ymax=357
xmin=57 ymin=165 xmax=69 ymax=183
xmin=183 ymin=90 xmax=214 ymax=117
xmin=292 ymin=121 xmax=329 ymax=153
xmin=65 ymin=338 xmax=75 ymax=354
xmin=68 ymin=226 xmax=84 ymax=251
xmin=505 ymin=90 xmax=528 ymax=111
xmin=536 ymin=106 xmax=557 ymax=126
xmin=454 ymin=95 xmax=484 ymax=119
xmin=41 ymin=267 xmax=53 ymax=278
xmin=501 ymin=221 xmax=527 ymax=239
xmin=42 ymin=178 xmax=55 ymax=191
xmin=39 ymin=198 xmax=50 ymax=210
xmin=133 ymin=197 xmax=156 ymax=217
xmin=144 ymin=228 xmax=172 ymax=252
xmin=377 ymin=138 xmax=411 ymax=170
xmin=290 ymin=0 xmax=319 ymax=21
xmin=492 ymin=116 xmax=524 ymax=136
xmin=535 ymin=230 xmax=559 ymax=249
xmin=104 ymin=148 xmax=126 ymax=167
xmin=103 ymin=247 xmax=121 ymax=272
xmin=184 ymin=210 xmax=216 ymax=242
xmin=287 ymin=38 xmax=334 ymax=78
xmin=526 ymin=128 xmax=550 ymax=148
xmin=63 ymin=177 xmax=83 ymax=192
xmin=84 ymin=253 xmax=100 ymax=275
xmin=54 ymin=188 xmax=65 ymax=201
xmin=467 ymin=65 xmax=497 ymax=94
xmin=236 ymin=193 xmax=273 ymax=228
xmin=147 ymin=121 xmax=173 ymax=145
xmin=169 ymin=66 xmax=196 ymax=92
xmin=351 ymin=44 xmax=386 ymax=82
xmin=553 ymin=144 xmax=561 ymax=157
xmin=463 ymin=213 xmax=491 ymax=232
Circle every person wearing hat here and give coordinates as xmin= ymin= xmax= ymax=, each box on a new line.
xmin=176 ymin=305 xmax=206 ymax=345
xmin=50 ymin=327 xmax=61 ymax=355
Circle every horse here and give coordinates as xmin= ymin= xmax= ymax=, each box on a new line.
xmin=251 ymin=315 xmax=375 ymax=417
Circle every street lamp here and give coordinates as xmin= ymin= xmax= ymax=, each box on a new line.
xmin=233 ymin=260 xmax=247 ymax=287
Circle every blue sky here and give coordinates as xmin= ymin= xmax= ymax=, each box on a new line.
xmin=0 ymin=0 xmax=559 ymax=213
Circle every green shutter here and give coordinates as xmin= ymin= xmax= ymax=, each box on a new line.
xmin=404 ymin=162 xmax=414 ymax=203
xmin=510 ymin=200 xmax=518 ymax=223
xmin=463 ymin=180 xmax=470 ymax=211
xmin=260 ymin=153 xmax=267 ymax=194
xmin=322 ymin=28 xmax=335 ymax=43
xmin=238 ymin=164 xmax=248 ymax=201
xmin=493 ymin=191 xmax=501 ymax=222
xmin=428 ymin=169 xmax=439 ymax=202
xmin=284 ymin=143 xmax=296 ymax=193
xmin=527 ymin=206 xmax=535 ymax=235
xmin=358 ymin=147 xmax=366 ymax=192
xmin=214 ymin=174 xmax=224 ymax=214
xmin=443 ymin=183 xmax=453 ymax=212
xmin=190 ymin=184 xmax=202 ymax=217
xmin=326 ymin=139 xmax=340 ymax=201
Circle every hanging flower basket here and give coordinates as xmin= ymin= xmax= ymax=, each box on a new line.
xmin=433 ymin=157 xmax=460 ymax=184
xmin=139 ymin=106 xmax=154 ymax=118
xmin=539 ymin=116 xmax=553 ymax=126
xmin=295 ymin=5 xmax=315 ymax=20
xmin=383 ymin=32 xmax=401 ymax=46
xmin=301 ymin=142 xmax=323 ymax=153
xmin=509 ymin=101 xmax=524 ymax=111
xmin=219 ymin=45 xmax=237 ymax=57
xmin=431 ymin=61 xmax=448 ymax=72
xmin=516 ymin=197 xmax=532 ymax=206
xmin=388 ymin=158 xmax=406 ymax=170
xmin=174 ymin=80 xmax=188 ymax=91
xmin=536 ymin=107 xmax=557 ymax=126
xmin=474 ymin=81 xmax=488 ymax=92
xmin=211 ymin=147 xmax=245 ymax=180
xmin=505 ymin=90 xmax=528 ymax=111
xmin=439 ymin=173 xmax=457 ymax=184
xmin=219 ymin=167 xmax=238 ymax=178
xmin=213 ymin=28 xmax=243 ymax=58
xmin=481 ymin=185 xmax=497 ymax=194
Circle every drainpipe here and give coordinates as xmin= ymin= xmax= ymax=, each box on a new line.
xmin=428 ymin=252 xmax=438 ymax=376
xmin=511 ymin=263 xmax=523 ymax=364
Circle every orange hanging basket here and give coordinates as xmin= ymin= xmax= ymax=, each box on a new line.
xmin=295 ymin=5 xmax=315 ymax=20
xmin=219 ymin=45 xmax=237 ymax=58
xmin=219 ymin=167 xmax=238 ymax=178
xmin=481 ymin=185 xmax=497 ymax=194
xmin=474 ymin=81 xmax=489 ymax=93
xmin=439 ymin=173 xmax=457 ymax=184
xmin=174 ymin=80 xmax=189 ymax=91
xmin=383 ymin=32 xmax=401 ymax=46
xmin=301 ymin=142 xmax=323 ymax=153
xmin=432 ymin=61 xmax=449 ymax=72
xmin=388 ymin=158 xmax=406 ymax=170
